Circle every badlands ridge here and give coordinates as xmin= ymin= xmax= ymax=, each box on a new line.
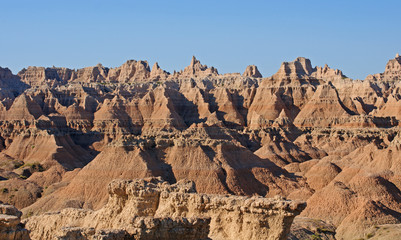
xmin=0 ymin=55 xmax=401 ymax=239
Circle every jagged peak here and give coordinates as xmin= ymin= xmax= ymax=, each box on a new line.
xmin=150 ymin=62 xmax=169 ymax=79
xmin=367 ymin=54 xmax=401 ymax=82
xmin=273 ymin=57 xmax=313 ymax=79
xmin=0 ymin=67 xmax=14 ymax=79
xmin=273 ymin=57 xmax=345 ymax=81
xmin=243 ymin=65 xmax=262 ymax=78
xmin=179 ymin=56 xmax=219 ymax=78
xmin=152 ymin=62 xmax=160 ymax=70
xmin=190 ymin=55 xmax=199 ymax=66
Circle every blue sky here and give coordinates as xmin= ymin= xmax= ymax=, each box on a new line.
xmin=0 ymin=0 xmax=400 ymax=79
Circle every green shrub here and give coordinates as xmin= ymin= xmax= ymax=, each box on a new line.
xmin=310 ymin=233 xmax=322 ymax=240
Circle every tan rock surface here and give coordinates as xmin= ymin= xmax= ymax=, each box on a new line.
xmin=243 ymin=65 xmax=262 ymax=78
xmin=0 ymin=203 xmax=29 ymax=240
xmin=25 ymin=177 xmax=305 ymax=240
xmin=178 ymin=56 xmax=219 ymax=78
xmin=0 ymin=55 xmax=400 ymax=239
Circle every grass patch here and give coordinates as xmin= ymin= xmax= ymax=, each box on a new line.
xmin=310 ymin=233 xmax=323 ymax=240
xmin=26 ymin=210 xmax=34 ymax=218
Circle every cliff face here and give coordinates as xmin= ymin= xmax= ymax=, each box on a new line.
xmin=0 ymin=203 xmax=29 ymax=240
xmin=25 ymin=177 xmax=305 ymax=240
xmin=243 ymin=65 xmax=262 ymax=78
xmin=178 ymin=56 xmax=219 ymax=78
xmin=0 ymin=55 xmax=401 ymax=239
xmin=272 ymin=57 xmax=345 ymax=81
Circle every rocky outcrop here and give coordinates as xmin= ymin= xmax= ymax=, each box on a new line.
xmin=0 ymin=67 xmax=15 ymax=81
xmin=293 ymin=83 xmax=350 ymax=127
xmin=107 ymin=60 xmax=151 ymax=82
xmin=17 ymin=67 xmax=76 ymax=86
xmin=150 ymin=62 xmax=169 ymax=80
xmin=72 ymin=64 xmax=109 ymax=83
xmin=0 ymin=203 xmax=29 ymax=240
xmin=25 ymin=177 xmax=305 ymax=240
xmin=272 ymin=57 xmax=345 ymax=81
xmin=311 ymin=64 xmax=346 ymax=81
xmin=0 ymin=67 xmax=29 ymax=94
xmin=243 ymin=65 xmax=262 ymax=78
xmin=273 ymin=57 xmax=314 ymax=80
xmin=53 ymin=217 xmax=210 ymax=240
xmin=18 ymin=67 xmax=59 ymax=86
xmin=177 ymin=56 xmax=219 ymax=78
xmin=366 ymin=53 xmax=401 ymax=82
xmin=288 ymin=217 xmax=336 ymax=240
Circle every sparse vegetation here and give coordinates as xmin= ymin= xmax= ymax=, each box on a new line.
xmin=26 ymin=210 xmax=34 ymax=218
xmin=316 ymin=227 xmax=335 ymax=234
xmin=20 ymin=162 xmax=45 ymax=172
xmin=310 ymin=233 xmax=323 ymax=240
xmin=13 ymin=161 xmax=24 ymax=169
xmin=366 ymin=233 xmax=374 ymax=238
xmin=1 ymin=188 xmax=9 ymax=193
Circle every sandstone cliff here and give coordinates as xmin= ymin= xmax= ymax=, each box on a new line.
xmin=243 ymin=65 xmax=262 ymax=78
xmin=177 ymin=56 xmax=219 ymax=78
xmin=0 ymin=203 xmax=29 ymax=240
xmin=24 ymin=177 xmax=305 ymax=240
xmin=272 ymin=57 xmax=345 ymax=81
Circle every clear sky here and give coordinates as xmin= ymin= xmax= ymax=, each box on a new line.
xmin=1 ymin=0 xmax=400 ymax=79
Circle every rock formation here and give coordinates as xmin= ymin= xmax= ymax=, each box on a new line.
xmin=107 ymin=60 xmax=151 ymax=82
xmin=272 ymin=57 xmax=345 ymax=81
xmin=0 ymin=203 xmax=29 ymax=240
xmin=367 ymin=53 xmax=401 ymax=82
xmin=150 ymin=62 xmax=169 ymax=80
xmin=0 ymin=55 xmax=400 ymax=239
xmin=25 ymin=177 xmax=305 ymax=240
xmin=177 ymin=56 xmax=219 ymax=78
xmin=243 ymin=65 xmax=262 ymax=78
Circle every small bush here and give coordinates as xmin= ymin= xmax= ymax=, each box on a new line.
xmin=26 ymin=210 xmax=34 ymax=218
xmin=1 ymin=188 xmax=9 ymax=193
xmin=21 ymin=162 xmax=45 ymax=172
xmin=310 ymin=233 xmax=322 ymax=240
xmin=13 ymin=161 xmax=24 ymax=169
xmin=317 ymin=227 xmax=335 ymax=234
